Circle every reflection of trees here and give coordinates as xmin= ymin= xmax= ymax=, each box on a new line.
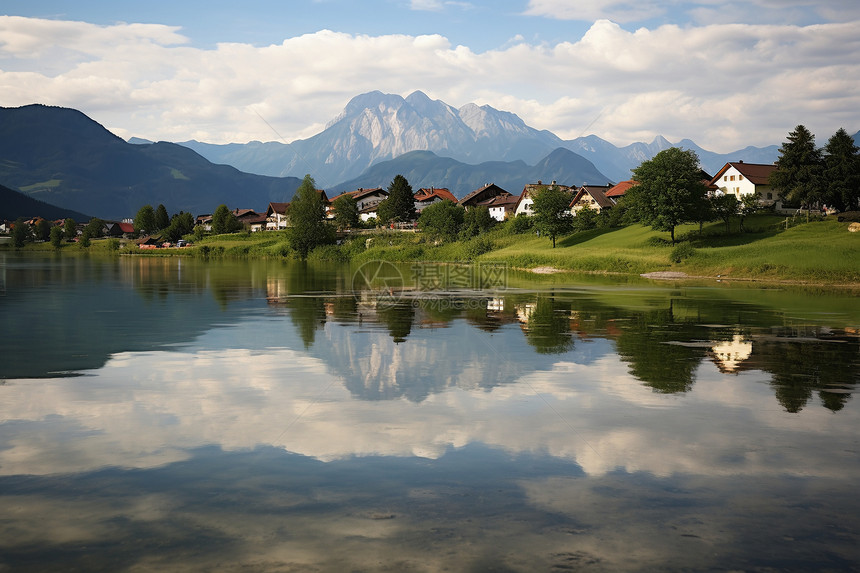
xmin=284 ymin=263 xmax=329 ymax=349
xmin=376 ymin=303 xmax=415 ymax=343
xmin=613 ymin=308 xmax=707 ymax=394
xmin=751 ymin=330 xmax=859 ymax=413
xmin=523 ymin=296 xmax=574 ymax=355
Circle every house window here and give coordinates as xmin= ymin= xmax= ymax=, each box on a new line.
xmin=730 ymin=175 xmax=736 ymax=181
xmin=724 ymin=176 xmax=728 ymax=181
xmin=767 ymin=192 xmax=773 ymax=200
xmin=739 ymin=175 xmax=744 ymax=180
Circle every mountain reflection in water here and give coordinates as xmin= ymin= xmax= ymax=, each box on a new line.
xmin=1 ymin=254 xmax=858 ymax=571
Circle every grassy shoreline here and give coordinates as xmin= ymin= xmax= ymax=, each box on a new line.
xmin=6 ymin=214 xmax=859 ymax=287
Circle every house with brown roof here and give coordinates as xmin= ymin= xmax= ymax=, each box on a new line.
xmin=414 ymin=187 xmax=458 ymax=212
xmin=458 ymin=183 xmax=509 ymax=210
xmin=514 ymin=181 xmax=573 ymax=216
xmin=478 ymin=193 xmax=520 ymax=221
xmin=570 ymin=185 xmax=614 ymax=215
xmin=708 ymin=162 xmax=779 ymax=207
xmin=265 ymin=202 xmax=290 ymax=230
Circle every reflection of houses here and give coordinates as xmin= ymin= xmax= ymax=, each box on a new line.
xmin=414 ymin=187 xmax=457 ymax=212
xmin=708 ymin=162 xmax=779 ymax=207
xmin=514 ymin=181 xmax=573 ymax=216
xmin=709 ymin=334 xmax=753 ymax=373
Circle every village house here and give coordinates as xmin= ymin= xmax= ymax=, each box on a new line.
xmin=514 ymin=181 xmax=573 ymax=216
xmin=414 ymin=187 xmax=458 ymax=212
xmin=708 ymin=162 xmax=779 ymax=207
xmin=346 ymin=187 xmax=388 ymax=221
xmin=265 ymin=202 xmax=290 ymax=230
xmin=477 ymin=193 xmax=520 ymax=221
xmin=605 ymin=180 xmax=636 ymax=204
xmin=458 ymin=183 xmax=509 ymax=210
xmin=570 ymin=185 xmax=614 ymax=215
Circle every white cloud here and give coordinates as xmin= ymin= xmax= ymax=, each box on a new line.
xmin=0 ymin=15 xmax=858 ymax=151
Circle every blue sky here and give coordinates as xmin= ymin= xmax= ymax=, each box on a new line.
xmin=1 ymin=1 xmax=858 ymax=151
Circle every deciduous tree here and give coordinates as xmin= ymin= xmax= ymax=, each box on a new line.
xmin=212 ymin=204 xmax=241 ymax=235
xmin=63 ymin=218 xmax=77 ymax=240
xmin=50 ymin=225 xmax=63 ymax=249
xmin=461 ymin=205 xmax=494 ymax=239
xmin=629 ymin=147 xmax=708 ymax=244
xmin=332 ymin=193 xmax=359 ymax=230
xmin=531 ymin=184 xmax=573 ymax=248
xmin=418 ymin=199 xmax=464 ymax=241
xmin=288 ymin=174 xmax=330 ymax=259
xmin=134 ymin=205 xmax=156 ymax=235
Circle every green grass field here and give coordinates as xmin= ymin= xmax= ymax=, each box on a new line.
xmin=7 ymin=214 xmax=859 ymax=285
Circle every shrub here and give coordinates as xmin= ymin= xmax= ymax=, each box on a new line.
xmin=669 ymin=242 xmax=696 ymax=263
xmin=463 ymin=236 xmax=495 ymax=259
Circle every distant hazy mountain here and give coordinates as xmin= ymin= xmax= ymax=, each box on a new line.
xmin=0 ymin=105 xmax=302 ymax=219
xmin=0 ymin=183 xmax=90 ymax=221
xmin=564 ymin=135 xmax=780 ymax=181
xmin=178 ymin=90 xmax=783 ymax=186
xmin=181 ymin=90 xmax=567 ymax=185
xmin=329 ymin=148 xmax=611 ymax=198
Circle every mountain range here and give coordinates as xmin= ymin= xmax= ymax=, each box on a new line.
xmin=3 ymin=94 xmax=857 ymax=221
xmin=177 ymin=90 xmax=784 ymax=184
xmin=0 ymin=105 xmax=301 ymax=220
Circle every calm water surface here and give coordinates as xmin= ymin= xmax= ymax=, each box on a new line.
xmin=1 ymin=253 xmax=859 ymax=572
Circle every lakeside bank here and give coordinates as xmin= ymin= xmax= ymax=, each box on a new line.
xmin=5 ymin=214 xmax=859 ymax=287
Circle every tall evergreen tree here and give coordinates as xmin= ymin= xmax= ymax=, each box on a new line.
xmin=822 ymin=128 xmax=860 ymax=212
xmin=769 ymin=125 xmax=823 ymax=221
xmin=289 ymin=174 xmax=330 ymax=259
xmin=154 ymin=204 xmax=170 ymax=230
xmin=629 ymin=147 xmax=707 ymax=244
xmin=378 ymin=175 xmax=416 ymax=224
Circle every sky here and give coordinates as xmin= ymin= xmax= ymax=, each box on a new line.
xmin=1 ymin=0 xmax=859 ymax=152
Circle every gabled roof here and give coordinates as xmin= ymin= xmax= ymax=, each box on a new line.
xmin=316 ymin=189 xmax=330 ymax=204
xmin=415 ymin=187 xmax=457 ymax=203
xmin=514 ymin=181 xmax=574 ymax=212
xmin=477 ymin=192 xmax=519 ymax=208
xmin=267 ymin=202 xmax=290 ymax=216
xmin=570 ymin=186 xmax=614 ymax=210
xmin=709 ymin=162 xmax=777 ymax=186
xmin=458 ymin=183 xmax=508 ymax=207
xmin=605 ymin=180 xmax=637 ymax=198
xmin=118 ymin=222 xmax=135 ymax=233
xmin=352 ymin=187 xmax=387 ymax=201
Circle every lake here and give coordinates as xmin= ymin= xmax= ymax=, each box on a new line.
xmin=1 ymin=253 xmax=859 ymax=572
